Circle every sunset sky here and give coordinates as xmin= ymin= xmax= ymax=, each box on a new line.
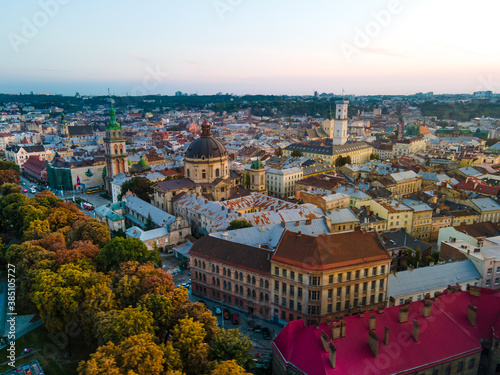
xmin=1 ymin=0 xmax=499 ymax=96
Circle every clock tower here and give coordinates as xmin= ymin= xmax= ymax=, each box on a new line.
xmin=104 ymin=101 xmax=128 ymax=195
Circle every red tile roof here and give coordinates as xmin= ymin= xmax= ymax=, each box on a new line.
xmin=455 ymin=177 xmax=500 ymax=196
xmin=272 ymin=230 xmax=390 ymax=271
xmin=273 ymin=288 xmax=499 ymax=375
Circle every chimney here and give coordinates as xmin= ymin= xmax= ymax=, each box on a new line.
xmin=384 ymin=326 xmax=389 ymax=345
xmin=378 ymin=305 xmax=385 ymax=314
xmin=259 ymin=225 xmax=265 ymax=231
xmin=295 ymin=221 xmax=300 ymax=226
xmin=329 ymin=343 xmax=337 ymax=368
xmin=469 ymin=286 xmax=480 ymax=297
xmin=320 ymin=330 xmax=329 ymax=352
xmin=447 ymin=285 xmax=453 ymax=294
xmin=340 ymin=319 xmax=346 ymax=337
xmin=389 ymin=296 xmax=395 ymax=307
xmin=434 ymin=291 xmax=441 ymax=300
xmin=399 ymin=305 xmax=409 ymax=323
xmin=369 ymin=314 xmax=376 ymax=330
xmin=368 ymin=330 xmax=379 ymax=357
xmin=423 ymin=300 xmax=432 ymax=317
xmin=332 ymin=322 xmax=341 ymax=339
xmin=467 ymin=304 xmax=477 ymax=327
xmin=222 ymin=206 xmax=225 ymax=210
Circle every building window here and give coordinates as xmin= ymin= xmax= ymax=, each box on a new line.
xmin=297 ymin=302 xmax=302 ymax=312
xmin=202 ymin=170 xmax=206 ymax=179
xmin=282 ymin=283 xmax=287 ymax=293
xmin=265 ymin=280 xmax=269 ymax=289
xmin=338 ymin=274 xmax=343 ymax=283
xmin=282 ymin=297 xmax=286 ymax=306
xmin=311 ymin=276 xmax=320 ymax=286
xmin=289 ymin=300 xmax=294 ymax=310
xmin=329 ymin=275 xmax=333 ymax=284
xmin=371 ymin=281 xmax=376 ymax=290
xmin=274 ymin=295 xmax=279 ymax=304
xmin=336 ymin=302 xmax=341 ymax=311
xmin=372 ymin=267 xmax=377 ymax=276
xmin=468 ymin=358 xmax=475 ymax=368
xmin=381 ymin=265 xmax=386 ymax=274
xmin=495 ymin=278 xmax=499 ymax=285
xmin=380 ymin=279 xmax=384 ymax=289
xmin=444 ymin=365 xmax=450 ymax=375
xmin=298 ymin=274 xmax=303 ymax=283
xmin=290 ymin=285 xmax=294 ymax=295
xmin=282 ymin=269 xmax=287 ymax=278
xmin=327 ymin=304 xmax=332 ymax=313
xmin=290 ymin=271 xmax=295 ymax=281
xmin=355 ymin=270 xmax=360 ymax=279
xmin=346 ymin=272 xmax=351 ymax=281
xmin=487 ymin=268 xmax=492 ymax=275
xmin=363 ymin=282 xmax=367 ymax=292
xmin=215 ymin=168 xmax=220 ymax=177
xmin=486 ymin=279 xmax=491 ymax=287
xmin=275 ymin=281 xmax=279 ymax=290
xmin=337 ymin=288 xmax=341 ymax=297
xmin=457 ymin=361 xmax=463 ymax=372
xmin=328 ymin=289 xmax=333 ymax=299
xmin=346 ymin=285 xmax=351 ymax=295
xmin=275 ymin=267 xmax=279 ymax=275
xmin=298 ymin=288 xmax=302 ymax=298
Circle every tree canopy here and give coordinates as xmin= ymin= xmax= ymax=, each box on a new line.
xmin=97 ymin=237 xmax=160 ymax=270
xmin=227 ymin=220 xmax=252 ymax=230
xmin=118 ymin=176 xmax=154 ymax=201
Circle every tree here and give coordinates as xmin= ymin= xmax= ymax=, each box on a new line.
xmin=209 ymin=330 xmax=254 ymax=370
xmin=172 ymin=317 xmax=210 ymax=375
xmin=97 ymin=237 xmax=160 ymax=271
xmin=369 ymin=153 xmax=380 ymax=160
xmin=78 ymin=334 xmax=169 ymax=375
xmin=174 ymin=301 xmax=219 ymax=342
xmin=54 ymin=240 xmax=100 ymax=268
xmin=145 ymin=213 xmax=156 ymax=231
xmin=95 ymin=306 xmax=155 ymax=346
xmin=67 ymin=218 xmax=111 ymax=248
xmin=227 ymin=220 xmax=252 ymax=230
xmin=0 ymin=160 xmax=20 ymax=173
xmin=211 ymin=360 xmax=251 ymax=375
xmin=291 ymin=149 xmax=302 ymax=157
xmin=335 ymin=155 xmax=351 ymax=167
xmin=274 ymin=147 xmax=283 ymax=157
xmin=119 ymin=176 xmax=154 ymax=202
xmin=0 ymin=169 xmax=20 ymax=185
xmin=139 ymin=294 xmax=173 ymax=341
xmin=242 ymin=172 xmax=250 ymax=189
xmin=0 ymin=183 xmax=21 ymax=196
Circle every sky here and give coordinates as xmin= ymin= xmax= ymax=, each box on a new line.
xmin=1 ymin=0 xmax=499 ymax=96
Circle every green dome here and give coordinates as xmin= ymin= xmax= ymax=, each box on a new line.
xmin=251 ymin=159 xmax=264 ymax=169
xmin=102 ymin=166 xmax=107 ymax=176
xmin=138 ymin=156 xmax=149 ymax=167
xmin=127 ymin=159 xmax=132 ymax=166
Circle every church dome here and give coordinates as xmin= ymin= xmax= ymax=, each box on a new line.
xmin=251 ymin=159 xmax=264 ymax=169
xmin=185 ymin=120 xmax=227 ymax=159
xmin=138 ymin=156 xmax=149 ymax=167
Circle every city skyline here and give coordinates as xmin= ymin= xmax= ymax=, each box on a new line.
xmin=1 ymin=0 xmax=499 ymax=96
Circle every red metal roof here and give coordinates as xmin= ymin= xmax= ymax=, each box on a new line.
xmin=273 ymin=288 xmax=500 ymax=375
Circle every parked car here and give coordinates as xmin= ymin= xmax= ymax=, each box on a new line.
xmin=223 ymin=308 xmax=230 ymax=320
xmin=215 ymin=307 xmax=222 ymax=315
xmin=232 ymin=313 xmax=239 ymax=325
xmin=262 ymin=327 xmax=271 ymax=340
xmin=82 ymin=202 xmax=94 ymax=210
xmin=247 ymin=319 xmax=255 ymax=331
xmin=30 ymin=187 xmax=37 ymax=194
xmin=254 ymin=324 xmax=262 ymax=333
xmin=22 ymin=189 xmax=28 ymax=193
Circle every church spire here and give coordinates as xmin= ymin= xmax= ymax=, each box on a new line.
xmin=107 ymin=99 xmax=121 ymax=129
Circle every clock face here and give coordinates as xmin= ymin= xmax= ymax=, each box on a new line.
xmin=85 ymin=168 xmax=94 ymax=177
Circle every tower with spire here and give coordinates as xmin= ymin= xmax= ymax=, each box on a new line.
xmin=104 ymin=100 xmax=128 ymax=195
xmin=60 ymin=113 xmax=69 ymax=138
xmin=332 ymin=100 xmax=349 ymax=145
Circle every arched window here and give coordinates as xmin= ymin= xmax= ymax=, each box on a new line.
xmin=223 ymin=268 xmax=226 ymax=276
xmin=194 ymin=259 xmax=198 ymax=267
xmin=223 ymin=281 xmax=227 ymax=289
xmin=227 ymin=269 xmax=231 ymax=278
xmin=203 ymin=274 xmax=206 ymax=283
xmin=239 ymin=273 xmax=243 ymax=281
xmin=216 ymin=279 xmax=220 ymax=287
xmin=212 ymin=277 xmax=215 ymax=285
xmin=260 ymin=292 xmax=264 ymax=301
xmin=265 ymin=294 xmax=269 ymax=303
xmin=235 ymin=271 xmax=238 ymax=280
xmin=247 ymin=275 xmax=251 ymax=284
xmin=240 ymin=286 xmax=243 ymax=295
xmin=216 ymin=266 xmax=219 ymax=274
xmin=187 ymin=169 xmax=190 ymax=177
xmin=216 ymin=168 xmax=220 ymax=177
xmin=252 ymin=290 xmax=256 ymax=299
xmin=247 ymin=288 xmax=251 ymax=297
xmin=228 ymin=282 xmax=231 ymax=291
xmin=252 ymin=276 xmax=256 ymax=285
xmin=265 ymin=280 xmax=269 ymax=289
xmin=202 ymin=170 xmax=206 ymax=179
xmin=260 ymin=278 xmax=264 ymax=288
xmin=212 ymin=264 xmax=215 ymax=272
xmin=252 ymin=175 xmax=255 ymax=183
xmin=202 ymin=262 xmax=206 ymax=270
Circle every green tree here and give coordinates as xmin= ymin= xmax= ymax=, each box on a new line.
xmin=78 ymin=334 xmax=169 ymax=375
xmin=0 ymin=170 xmax=20 ymax=185
xmin=369 ymin=153 xmax=380 ymax=160
xmin=95 ymin=306 xmax=155 ymax=346
xmin=172 ymin=317 xmax=210 ymax=375
xmin=97 ymin=237 xmax=160 ymax=271
xmin=291 ymin=149 xmax=302 ymax=157
xmin=139 ymin=293 xmax=173 ymax=341
xmin=67 ymin=218 xmax=111 ymax=248
xmin=209 ymin=330 xmax=254 ymax=370
xmin=274 ymin=147 xmax=283 ymax=157
xmin=145 ymin=213 xmax=156 ymax=231
xmin=335 ymin=155 xmax=351 ymax=167
xmin=0 ymin=183 xmax=21 ymax=196
xmin=0 ymin=160 xmax=21 ymax=173
xmin=211 ymin=360 xmax=251 ymax=375
xmin=227 ymin=220 xmax=252 ymax=230
xmin=242 ymin=172 xmax=250 ymax=189
xmin=119 ymin=176 xmax=154 ymax=201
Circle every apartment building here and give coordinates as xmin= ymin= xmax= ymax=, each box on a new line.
xmin=363 ymin=198 xmax=414 ymax=233
xmin=266 ymin=167 xmax=303 ymax=198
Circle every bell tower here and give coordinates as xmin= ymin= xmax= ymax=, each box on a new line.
xmin=248 ymin=158 xmax=267 ymax=194
xmin=333 ymin=100 xmax=349 ymax=145
xmin=104 ymin=100 xmax=128 ymax=195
